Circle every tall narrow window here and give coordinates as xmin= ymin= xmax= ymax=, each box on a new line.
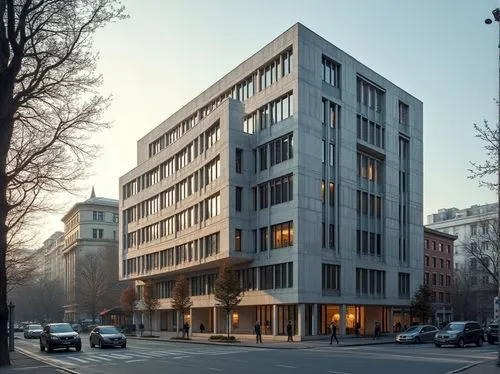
xmin=235 ymin=229 xmax=242 ymax=252
xmin=236 ymin=187 xmax=242 ymax=212
xmin=235 ymin=148 xmax=242 ymax=173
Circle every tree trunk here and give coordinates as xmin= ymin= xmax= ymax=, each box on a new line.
xmin=150 ymin=311 xmax=152 ymax=337
xmin=0 ymin=81 xmax=15 ymax=366
xmin=227 ymin=310 xmax=230 ymax=339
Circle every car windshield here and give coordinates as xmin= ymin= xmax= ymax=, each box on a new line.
xmin=405 ymin=326 xmax=420 ymax=332
xmin=29 ymin=325 xmax=42 ymax=330
xmin=444 ymin=323 xmax=464 ymax=331
xmin=100 ymin=327 xmax=120 ymax=334
xmin=50 ymin=325 xmax=74 ymax=333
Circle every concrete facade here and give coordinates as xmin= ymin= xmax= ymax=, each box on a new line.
xmin=423 ymin=227 xmax=456 ymax=325
xmin=43 ymin=231 xmax=65 ymax=284
xmin=61 ymin=189 xmax=120 ymax=322
xmin=119 ymin=23 xmax=423 ymax=339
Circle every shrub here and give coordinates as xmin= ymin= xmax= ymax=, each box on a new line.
xmin=209 ymin=335 xmax=237 ymax=341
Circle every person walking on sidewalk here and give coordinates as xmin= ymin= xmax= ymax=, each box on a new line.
xmin=372 ymin=321 xmax=381 ymax=340
xmin=255 ymin=321 xmax=262 ymax=344
xmin=286 ymin=320 xmax=293 ymax=342
xmin=329 ymin=321 xmax=339 ymax=345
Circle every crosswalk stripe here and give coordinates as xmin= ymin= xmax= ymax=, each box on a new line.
xmin=94 ymin=355 xmax=112 ymax=361
xmin=107 ymin=353 xmax=135 ymax=359
xmin=67 ymin=357 xmax=90 ymax=363
xmin=126 ymin=352 xmax=156 ymax=358
xmin=84 ymin=357 xmax=101 ymax=362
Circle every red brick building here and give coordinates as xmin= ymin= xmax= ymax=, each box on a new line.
xmin=424 ymin=227 xmax=457 ymax=324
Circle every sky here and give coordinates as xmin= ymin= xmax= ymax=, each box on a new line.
xmin=42 ymin=0 xmax=499 ymax=244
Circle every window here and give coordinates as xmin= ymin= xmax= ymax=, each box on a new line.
xmin=398 ymin=101 xmax=409 ymax=125
xmin=329 ymin=224 xmax=335 ymax=248
xmin=112 ymin=213 xmax=119 ymax=223
xmin=236 ymin=148 xmax=242 ymax=173
xmin=322 ymin=264 xmax=340 ymax=291
xmin=398 ymin=273 xmax=410 ymax=299
xmin=425 ymin=255 xmax=429 ymax=267
xmin=269 ymin=133 xmax=293 ymax=166
xmin=432 ymin=273 xmax=437 ymax=286
xmin=321 ymin=223 xmax=325 ymax=248
xmin=424 ymin=272 xmax=429 ymax=285
xmin=260 ymin=227 xmax=268 ymax=251
xmin=329 ymin=143 xmax=335 ymax=166
xmin=439 ymin=274 xmax=444 ymax=286
xmin=269 ymin=174 xmax=293 ymax=206
xmin=446 ymin=260 xmax=451 ymax=269
xmin=271 ymin=221 xmax=294 ymax=249
xmin=471 ymin=224 xmax=477 ymax=236
xmin=92 ymin=229 xmax=103 ymax=239
xmin=235 ymin=229 xmax=242 ymax=252
xmin=322 ymin=56 xmax=340 ymax=87
xmin=93 ymin=211 xmax=104 ymax=221
xmin=329 ymin=182 xmax=335 ymax=206
xmin=440 ymin=258 xmax=444 ymax=269
xmin=432 ymin=257 xmax=436 ymax=267
xmin=259 ymin=146 xmax=267 ymax=170
xmin=235 ymin=187 xmax=242 ymax=212
xmin=355 ymin=268 xmax=385 ymax=297
xmin=321 ymin=140 xmax=325 ymax=163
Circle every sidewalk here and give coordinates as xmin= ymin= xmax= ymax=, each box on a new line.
xmin=453 ymin=360 xmax=500 ymax=374
xmin=128 ymin=331 xmax=396 ymax=349
xmin=1 ymin=350 xmax=62 ymax=373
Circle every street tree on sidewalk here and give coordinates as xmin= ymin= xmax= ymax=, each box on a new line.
xmin=171 ymin=275 xmax=192 ymax=336
xmin=410 ymin=284 xmax=433 ymax=323
xmin=0 ymin=0 xmax=126 ymax=365
xmin=214 ymin=259 xmax=242 ymax=339
xmin=120 ymin=286 xmax=137 ymax=328
xmin=78 ymin=252 xmax=112 ymax=324
xmin=142 ymin=280 xmax=159 ymax=337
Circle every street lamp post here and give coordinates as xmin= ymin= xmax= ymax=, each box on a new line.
xmin=8 ymin=301 xmax=15 ymax=352
xmin=485 ymin=5 xmax=500 ymax=367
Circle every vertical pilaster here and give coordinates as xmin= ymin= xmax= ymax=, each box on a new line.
xmin=340 ymin=304 xmax=346 ymax=335
xmin=272 ymin=305 xmax=278 ymax=336
xmin=312 ymin=304 xmax=317 ymax=336
xmin=298 ymin=304 xmax=305 ymax=339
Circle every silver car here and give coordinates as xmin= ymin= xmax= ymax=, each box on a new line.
xmin=24 ymin=324 xmax=43 ymax=339
xmin=89 ymin=325 xmax=127 ymax=348
xmin=396 ymin=325 xmax=439 ymax=344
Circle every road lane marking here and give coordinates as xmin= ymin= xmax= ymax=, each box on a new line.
xmin=207 ymin=368 xmax=222 ymax=372
xmin=94 ymin=355 xmax=112 ymax=361
xmin=276 ymin=364 xmax=297 ymax=369
xmin=328 ymin=371 xmax=353 ymax=374
xmin=107 ymin=353 xmax=135 ymax=359
xmin=67 ymin=357 xmax=90 ymax=363
xmin=171 ymin=356 xmax=188 ymax=359
xmin=125 ymin=359 xmax=147 ymax=363
xmin=83 ymin=357 xmax=101 ymax=362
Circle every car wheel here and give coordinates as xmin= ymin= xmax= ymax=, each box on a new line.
xmin=435 ymin=343 xmax=441 ymax=348
xmin=121 ymin=343 xmax=126 ymax=348
xmin=99 ymin=339 xmax=104 ymax=349
xmin=75 ymin=345 xmax=81 ymax=352
xmin=457 ymin=338 xmax=465 ymax=348
xmin=47 ymin=345 xmax=53 ymax=353
xmin=90 ymin=338 xmax=95 ymax=348
xmin=477 ymin=336 xmax=484 ymax=347
xmin=415 ymin=337 xmax=420 ymax=344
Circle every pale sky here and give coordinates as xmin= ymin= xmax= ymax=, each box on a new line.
xmin=43 ymin=0 xmax=499 ymax=244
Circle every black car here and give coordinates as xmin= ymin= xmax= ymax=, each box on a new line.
xmin=40 ymin=323 xmax=82 ymax=352
xmin=90 ymin=325 xmax=127 ymax=348
xmin=434 ymin=321 xmax=484 ymax=348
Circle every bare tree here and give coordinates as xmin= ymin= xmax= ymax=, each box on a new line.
xmin=120 ymin=285 xmax=136 ymax=329
xmin=0 ymin=0 xmax=126 ymax=365
xmin=171 ymin=275 xmax=192 ymax=335
xmin=469 ymin=120 xmax=500 ymax=190
xmin=214 ymin=259 xmax=242 ymax=338
xmin=461 ymin=219 xmax=500 ymax=289
xmin=142 ymin=280 xmax=159 ymax=337
xmin=78 ymin=252 xmax=111 ymax=324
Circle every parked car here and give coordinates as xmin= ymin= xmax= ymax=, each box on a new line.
xmin=40 ymin=323 xmax=81 ymax=352
xmin=434 ymin=321 xmax=484 ymax=348
xmin=89 ymin=325 xmax=127 ymax=348
xmin=71 ymin=324 xmax=82 ymax=334
xmin=24 ymin=324 xmax=43 ymax=339
xmin=396 ymin=324 xmax=439 ymax=344
xmin=487 ymin=321 xmax=499 ymax=344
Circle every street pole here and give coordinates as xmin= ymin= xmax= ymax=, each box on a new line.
xmin=486 ymin=5 xmax=500 ymax=367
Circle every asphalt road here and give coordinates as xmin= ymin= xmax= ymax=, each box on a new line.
xmin=13 ymin=333 xmax=499 ymax=374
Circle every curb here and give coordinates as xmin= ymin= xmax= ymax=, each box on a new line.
xmin=16 ymin=347 xmax=79 ymax=374
xmin=127 ymin=336 xmax=396 ymax=350
xmin=444 ymin=361 xmax=483 ymax=374
xmin=127 ymin=336 xmax=314 ymax=349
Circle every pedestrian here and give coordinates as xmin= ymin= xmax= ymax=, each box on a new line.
xmin=200 ymin=323 xmax=205 ymax=334
xmin=286 ymin=320 xmax=293 ymax=342
xmin=329 ymin=322 xmax=339 ymax=345
xmin=255 ymin=321 xmax=262 ymax=344
xmin=372 ymin=321 xmax=380 ymax=340
xmin=355 ymin=322 xmax=360 ymax=337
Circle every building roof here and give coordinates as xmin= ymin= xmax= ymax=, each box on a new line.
xmin=424 ymin=226 xmax=458 ymax=241
xmin=61 ymin=188 xmax=118 ymax=222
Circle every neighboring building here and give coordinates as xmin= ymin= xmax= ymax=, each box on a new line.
xmin=423 ymin=227 xmax=456 ymax=325
xmin=61 ymin=188 xmax=120 ymax=322
xmin=119 ymin=23 xmax=423 ymax=338
xmin=427 ymin=203 xmax=497 ymax=269
xmin=43 ymin=231 xmax=65 ymax=283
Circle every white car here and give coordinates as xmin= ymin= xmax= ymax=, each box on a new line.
xmin=24 ymin=324 xmax=43 ymax=339
xmin=396 ymin=325 xmax=439 ymax=344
